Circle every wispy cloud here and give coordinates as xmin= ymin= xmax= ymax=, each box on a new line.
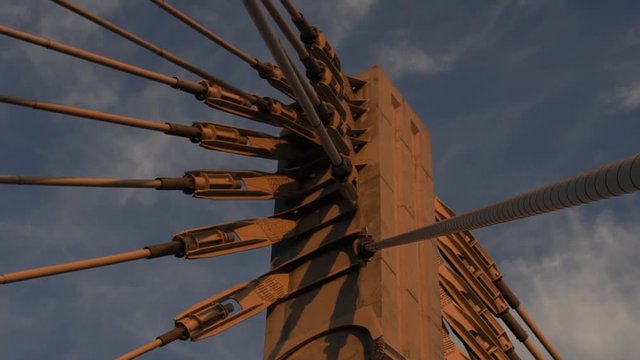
xmin=329 ymin=0 xmax=376 ymax=43
xmin=376 ymin=41 xmax=453 ymax=77
xmin=372 ymin=0 xmax=517 ymax=79
xmin=0 ymin=3 xmax=30 ymax=24
xmin=501 ymin=209 xmax=640 ymax=359
xmin=611 ymin=84 xmax=640 ymax=110
xmin=298 ymin=0 xmax=377 ymax=45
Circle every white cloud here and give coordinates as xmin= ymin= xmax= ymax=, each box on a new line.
xmin=40 ymin=0 xmax=122 ymax=43
xmin=371 ymin=0 xmax=514 ymax=79
xmin=330 ymin=0 xmax=376 ymax=42
xmin=500 ymin=209 xmax=640 ymax=359
xmin=296 ymin=0 xmax=377 ymax=45
xmin=600 ymin=83 xmax=640 ymax=112
xmin=376 ymin=41 xmax=453 ymax=77
xmin=613 ymin=85 xmax=640 ymax=110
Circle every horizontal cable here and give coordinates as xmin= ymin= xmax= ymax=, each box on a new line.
xmin=116 ymin=338 xmax=163 ymax=360
xmin=368 ymin=153 xmax=640 ymax=251
xmin=262 ymin=0 xmax=325 ymax=86
xmin=0 ymin=250 xmax=150 ymax=284
xmin=0 ymin=93 xmax=170 ymax=132
xmin=0 ymin=176 xmax=166 ymax=188
xmin=0 ymin=93 xmax=294 ymax=154
xmin=0 ymin=170 xmax=306 ymax=201
xmin=0 ymin=241 xmax=183 ymax=284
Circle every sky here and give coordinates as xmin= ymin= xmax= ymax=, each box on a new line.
xmin=0 ymin=0 xmax=638 ymax=359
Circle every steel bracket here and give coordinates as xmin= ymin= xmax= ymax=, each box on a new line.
xmin=439 ymin=261 xmax=516 ymax=355
xmin=305 ymin=30 xmax=343 ymax=87
xmin=197 ymin=81 xmax=256 ymax=119
xmin=173 ymin=190 xmax=356 ymax=259
xmin=193 ymin=121 xmax=290 ymax=159
xmin=198 ymin=81 xmax=318 ymax=143
xmin=173 ymin=231 xmax=369 ymax=341
xmin=184 ymin=169 xmax=300 ymax=200
xmin=254 ymin=61 xmax=295 ymax=99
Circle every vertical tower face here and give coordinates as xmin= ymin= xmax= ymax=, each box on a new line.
xmin=264 ymin=66 xmax=441 ymax=360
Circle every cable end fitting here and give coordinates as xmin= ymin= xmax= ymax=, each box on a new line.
xmin=291 ymin=14 xmax=317 ymax=44
xmin=355 ymin=232 xmax=376 ymax=261
xmin=155 ymin=177 xmax=194 ymax=193
xmin=156 ymin=326 xmax=188 ymax=346
xmin=164 ymin=122 xmax=201 ymax=142
xmin=331 ymin=155 xmax=353 ymax=181
xmin=145 ymin=240 xmax=185 ymax=259
xmin=252 ymin=60 xmax=276 ymax=78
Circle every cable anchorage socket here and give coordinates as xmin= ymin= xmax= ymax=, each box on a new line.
xmin=354 ymin=231 xmax=375 ymax=261
xmin=175 ymin=301 xmax=235 ymax=340
xmin=197 ymin=80 xmax=260 ymax=120
xmin=253 ymin=61 xmax=295 ymax=99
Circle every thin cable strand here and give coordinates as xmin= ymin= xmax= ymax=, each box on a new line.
xmin=149 ymin=0 xmax=258 ymax=66
xmin=52 ymin=0 xmax=242 ymax=93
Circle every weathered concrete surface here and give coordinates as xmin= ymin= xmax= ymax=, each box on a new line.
xmin=264 ymin=66 xmax=442 ymax=359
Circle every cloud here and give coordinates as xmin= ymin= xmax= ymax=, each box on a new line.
xmin=623 ymin=25 xmax=640 ymax=46
xmin=500 ymin=209 xmax=640 ymax=359
xmin=371 ymin=0 xmax=519 ymax=79
xmin=0 ymin=3 xmax=31 ymax=24
xmin=600 ymin=83 xmax=640 ymax=112
xmin=376 ymin=41 xmax=453 ymax=77
xmin=295 ymin=0 xmax=377 ymax=45
xmin=39 ymin=0 xmax=122 ymax=43
xmin=612 ymin=84 xmax=640 ymax=110
xmin=329 ymin=0 xmax=376 ymax=43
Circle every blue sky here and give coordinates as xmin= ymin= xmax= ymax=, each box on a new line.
xmin=0 ymin=1 xmax=638 ymax=359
